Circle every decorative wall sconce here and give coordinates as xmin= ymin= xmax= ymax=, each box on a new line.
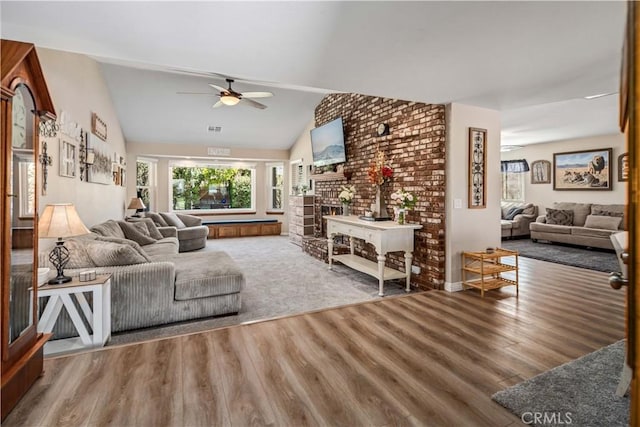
xmin=78 ymin=129 xmax=87 ymax=181
xmin=39 ymin=141 xmax=53 ymax=195
xmin=36 ymin=110 xmax=59 ymax=138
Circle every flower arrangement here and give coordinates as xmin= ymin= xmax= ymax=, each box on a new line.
xmin=391 ymin=188 xmax=417 ymax=209
xmin=338 ymin=185 xmax=356 ymax=204
xmin=367 ymin=150 xmax=393 ymax=186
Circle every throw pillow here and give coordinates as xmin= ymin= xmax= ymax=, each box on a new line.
xmin=504 ymin=207 xmax=524 ymax=221
xmin=118 ymin=221 xmax=157 ymax=246
xmin=139 ymin=218 xmax=165 ymax=240
xmin=145 ymin=212 xmax=169 ymax=227
xmin=584 ymin=214 xmax=622 ymax=231
xmin=591 ymin=209 xmax=623 ymax=218
xmin=63 ymin=238 xmax=96 ymax=268
xmin=545 ymin=208 xmax=574 ymax=226
xmin=94 ymin=236 xmax=152 ymax=262
xmin=131 ymin=221 xmax=152 ymax=237
xmin=160 ymin=212 xmax=187 ymax=229
xmin=85 ymin=240 xmax=150 ymax=267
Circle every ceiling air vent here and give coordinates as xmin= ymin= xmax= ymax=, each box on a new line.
xmin=207 ymin=125 xmax=222 ymax=133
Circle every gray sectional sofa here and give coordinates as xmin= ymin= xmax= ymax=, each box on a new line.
xmin=41 ymin=218 xmax=244 ymax=339
xmin=530 ymin=202 xmax=625 ymax=250
xmin=140 ymin=212 xmax=209 ymax=252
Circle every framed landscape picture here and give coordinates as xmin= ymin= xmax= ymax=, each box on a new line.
xmin=553 ymin=148 xmax=612 ymax=191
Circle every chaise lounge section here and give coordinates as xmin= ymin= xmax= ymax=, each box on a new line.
xmin=41 ymin=218 xmax=244 ymax=339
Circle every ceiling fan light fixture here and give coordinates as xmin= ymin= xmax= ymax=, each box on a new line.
xmin=220 ymin=95 xmax=240 ymax=106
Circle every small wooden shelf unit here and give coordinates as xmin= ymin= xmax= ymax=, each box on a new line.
xmin=461 ymin=248 xmax=519 ymax=297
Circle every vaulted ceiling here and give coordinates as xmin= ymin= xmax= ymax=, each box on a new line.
xmin=0 ymin=1 xmax=626 ymax=149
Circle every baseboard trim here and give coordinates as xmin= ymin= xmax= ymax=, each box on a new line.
xmin=444 ymin=281 xmax=464 ymax=292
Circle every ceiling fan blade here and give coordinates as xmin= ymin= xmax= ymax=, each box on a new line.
xmin=212 ymin=100 xmax=224 ymax=109
xmin=208 ymin=83 xmax=228 ymax=93
xmin=241 ymin=98 xmax=268 ymax=110
xmin=176 ymin=91 xmax=217 ymax=96
xmin=241 ymin=91 xmax=273 ymax=99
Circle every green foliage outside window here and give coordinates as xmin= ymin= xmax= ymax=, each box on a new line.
xmin=172 ymin=166 xmax=252 ymax=210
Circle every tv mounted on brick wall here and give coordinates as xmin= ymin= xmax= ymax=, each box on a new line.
xmin=310 ymin=117 xmax=346 ymax=167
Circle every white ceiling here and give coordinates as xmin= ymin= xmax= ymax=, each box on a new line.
xmin=0 ymin=1 xmax=627 ymax=149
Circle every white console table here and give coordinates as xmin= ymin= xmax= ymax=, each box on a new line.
xmin=325 ymin=215 xmax=422 ymax=296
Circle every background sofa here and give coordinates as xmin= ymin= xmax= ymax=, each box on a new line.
xmin=40 ymin=218 xmax=244 ymax=339
xmin=530 ymin=202 xmax=625 ymax=250
xmin=500 ymin=201 xmax=538 ymax=238
xmin=142 ymin=212 xmax=209 ymax=252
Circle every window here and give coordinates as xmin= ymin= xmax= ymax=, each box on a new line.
xmin=170 ymin=162 xmax=255 ymax=212
xmin=501 ymin=159 xmax=529 ymax=202
xmin=501 ymin=172 xmax=525 ymax=201
xmin=267 ymin=163 xmax=284 ymax=211
xmin=18 ymin=158 xmax=35 ymax=218
xmin=136 ymin=159 xmax=156 ymax=211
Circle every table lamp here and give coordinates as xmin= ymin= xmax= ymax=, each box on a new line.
xmin=38 ymin=204 xmax=90 ymax=284
xmin=127 ymin=197 xmax=146 ymax=217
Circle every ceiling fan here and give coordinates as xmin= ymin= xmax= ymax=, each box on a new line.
xmin=177 ymin=78 xmax=273 ymax=109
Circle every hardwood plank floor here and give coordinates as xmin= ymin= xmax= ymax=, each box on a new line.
xmin=3 ymin=257 xmax=625 ymax=427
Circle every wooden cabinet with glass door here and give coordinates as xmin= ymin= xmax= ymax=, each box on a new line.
xmin=1 ymin=39 xmax=56 ymax=421
xmin=461 ymin=248 xmax=519 ymax=297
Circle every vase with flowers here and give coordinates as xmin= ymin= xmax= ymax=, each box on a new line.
xmin=367 ymin=150 xmax=393 ymax=219
xmin=391 ymin=188 xmax=417 ymax=224
xmin=338 ymin=185 xmax=356 ymax=215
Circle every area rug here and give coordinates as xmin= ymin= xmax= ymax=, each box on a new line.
xmin=108 ymin=236 xmax=412 ymax=346
xmin=492 ymin=340 xmax=629 ymax=427
xmin=501 ymin=239 xmax=619 ymax=273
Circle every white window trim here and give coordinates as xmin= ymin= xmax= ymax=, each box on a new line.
xmin=266 ymin=162 xmax=285 ymax=212
xmin=168 ymin=160 xmax=257 ymax=214
xmin=501 ymin=171 xmax=526 ymax=203
xmin=18 ymin=159 xmax=34 ymax=218
xmin=136 ymin=158 xmax=157 ymax=212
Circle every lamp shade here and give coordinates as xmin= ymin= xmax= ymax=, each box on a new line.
xmin=127 ymin=197 xmax=146 ymax=210
xmin=38 ymin=204 xmax=90 ymax=238
xmin=220 ymin=95 xmax=240 ymax=106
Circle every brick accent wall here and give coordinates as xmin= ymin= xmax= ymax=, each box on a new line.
xmin=310 ymin=93 xmax=446 ymax=290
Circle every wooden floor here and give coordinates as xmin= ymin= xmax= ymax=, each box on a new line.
xmin=4 ymin=258 xmax=626 ymax=427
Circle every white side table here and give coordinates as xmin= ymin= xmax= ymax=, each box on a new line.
xmin=36 ymin=274 xmax=111 ymax=356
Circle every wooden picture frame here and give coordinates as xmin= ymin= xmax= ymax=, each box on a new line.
xmin=59 ymin=136 xmax=76 ymax=178
xmin=553 ymin=148 xmax=612 ymax=191
xmin=530 ymin=160 xmax=551 ymax=184
xmin=468 ymin=127 xmax=487 ymax=208
xmin=91 ymin=112 xmax=107 ymax=141
xmin=618 ymin=153 xmax=629 ymax=182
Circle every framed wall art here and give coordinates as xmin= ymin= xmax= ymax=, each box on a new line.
xmin=59 ymin=136 xmax=76 ymax=178
xmin=618 ymin=152 xmax=628 ymax=182
xmin=86 ymin=133 xmax=113 ymax=185
xmin=468 ymin=127 xmax=487 ymax=208
xmin=530 ymin=160 xmax=551 ymax=184
xmin=91 ymin=112 xmax=107 ymax=141
xmin=553 ymin=148 xmax=612 ymax=191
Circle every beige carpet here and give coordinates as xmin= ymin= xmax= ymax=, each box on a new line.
xmin=108 ymin=235 xmax=413 ymax=346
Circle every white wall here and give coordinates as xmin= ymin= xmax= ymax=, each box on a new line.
xmin=445 ymin=103 xmax=502 ymax=289
xmin=126 ymin=142 xmax=290 ymax=231
xmin=37 ymin=47 xmax=127 ymax=227
xmin=288 ymin=118 xmax=315 ymax=193
xmin=501 ymin=133 xmax=627 ymax=213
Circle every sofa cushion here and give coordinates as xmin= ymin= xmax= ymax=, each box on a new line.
xmin=141 ymin=237 xmax=180 ymax=258
xmin=145 ymin=211 xmax=169 ymax=227
xmin=64 ymin=237 xmax=97 ymax=268
xmin=139 ymin=218 xmax=165 ymax=240
xmin=504 ymin=207 xmax=524 ymax=220
xmin=584 ymin=214 xmax=622 ymax=231
xmin=118 ymin=221 xmax=157 ymax=246
xmin=591 ymin=204 xmax=625 ymax=230
xmin=545 ymin=208 xmax=574 ymax=226
xmin=90 ymin=219 xmax=126 ymax=239
xmin=571 ymin=226 xmax=617 ymax=239
xmin=530 ymin=222 xmax=572 ymax=234
xmin=85 ymin=240 xmax=150 ymax=266
xmin=501 ymin=220 xmax=513 ymax=230
xmin=160 ymin=212 xmax=187 ymax=229
xmin=174 ymin=252 xmax=244 ymax=301
xmin=552 ymin=202 xmax=591 ymax=227
xmin=177 ymin=226 xmax=209 ymax=240
xmin=94 ymin=236 xmax=152 ymax=261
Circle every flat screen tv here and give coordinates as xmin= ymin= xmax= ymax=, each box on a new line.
xmin=310 ymin=117 xmax=346 ymax=167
